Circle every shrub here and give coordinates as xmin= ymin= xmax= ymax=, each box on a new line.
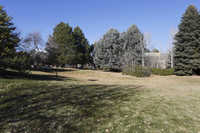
xmin=2 ymin=52 xmax=31 ymax=73
xmin=151 ymin=68 xmax=174 ymax=76
xmin=122 ymin=65 xmax=151 ymax=77
xmin=101 ymin=67 xmax=111 ymax=72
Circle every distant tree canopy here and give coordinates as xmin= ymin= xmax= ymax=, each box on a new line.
xmin=94 ymin=25 xmax=146 ymax=71
xmin=151 ymin=49 xmax=159 ymax=53
xmin=46 ymin=22 xmax=92 ymax=67
xmin=3 ymin=3 xmax=200 ymax=74
xmin=174 ymin=5 xmax=200 ymax=75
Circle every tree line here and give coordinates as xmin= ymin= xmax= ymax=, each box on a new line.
xmin=1 ymin=5 xmax=200 ymax=76
xmin=94 ymin=5 xmax=200 ymax=75
xmin=0 ymin=5 xmax=93 ymax=72
xmin=20 ymin=22 xmax=94 ymax=68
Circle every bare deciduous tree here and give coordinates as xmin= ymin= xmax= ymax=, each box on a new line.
xmin=22 ymin=32 xmax=46 ymax=67
xmin=23 ymin=32 xmax=44 ymax=52
xmin=168 ymin=27 xmax=178 ymax=68
xmin=144 ymin=32 xmax=153 ymax=51
xmin=144 ymin=32 xmax=153 ymax=68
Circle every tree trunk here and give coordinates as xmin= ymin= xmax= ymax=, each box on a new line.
xmin=142 ymin=47 xmax=144 ymax=68
xmin=171 ymin=48 xmax=173 ymax=68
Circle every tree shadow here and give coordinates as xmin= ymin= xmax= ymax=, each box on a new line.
xmin=30 ymin=68 xmax=76 ymax=73
xmin=0 ymin=83 xmax=143 ymax=132
xmin=0 ymin=70 xmax=69 ymax=81
xmin=88 ymin=79 xmax=98 ymax=81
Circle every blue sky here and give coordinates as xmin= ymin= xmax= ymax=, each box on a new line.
xmin=1 ymin=0 xmax=200 ymax=52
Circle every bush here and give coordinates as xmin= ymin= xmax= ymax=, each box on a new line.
xmin=122 ymin=65 xmax=151 ymax=77
xmin=151 ymin=68 xmax=174 ymax=76
xmin=101 ymin=67 xmax=111 ymax=72
xmin=2 ymin=52 xmax=31 ymax=72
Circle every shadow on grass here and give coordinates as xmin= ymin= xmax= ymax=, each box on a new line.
xmin=30 ymin=68 xmax=76 ymax=73
xmin=0 ymin=83 xmax=142 ymax=132
xmin=0 ymin=70 xmax=68 ymax=81
xmin=88 ymin=79 xmax=98 ymax=81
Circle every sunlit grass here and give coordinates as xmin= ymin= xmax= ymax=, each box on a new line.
xmin=0 ymin=68 xmax=200 ymax=132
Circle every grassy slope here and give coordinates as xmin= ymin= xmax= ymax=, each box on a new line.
xmin=0 ymin=69 xmax=200 ymax=132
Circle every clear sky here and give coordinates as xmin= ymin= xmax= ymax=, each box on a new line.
xmin=1 ymin=0 xmax=200 ymax=52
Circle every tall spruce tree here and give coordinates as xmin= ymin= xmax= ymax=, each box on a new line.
xmin=193 ymin=7 xmax=200 ymax=75
xmin=94 ymin=28 xmax=122 ymax=71
xmin=174 ymin=5 xmax=200 ymax=75
xmin=108 ymin=29 xmax=123 ymax=71
xmin=0 ymin=6 xmax=20 ymax=69
xmin=121 ymin=24 xmax=144 ymax=68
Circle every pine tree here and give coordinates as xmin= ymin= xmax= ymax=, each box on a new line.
xmin=174 ymin=5 xmax=200 ymax=75
xmin=87 ymin=44 xmax=94 ymax=66
xmin=45 ymin=35 xmax=59 ymax=65
xmin=52 ymin=22 xmax=75 ymax=66
xmin=51 ymin=22 xmax=92 ymax=67
xmin=0 ymin=6 xmax=20 ymax=69
xmin=73 ymin=26 xmax=91 ymax=68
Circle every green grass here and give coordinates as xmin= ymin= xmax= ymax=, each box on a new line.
xmin=0 ymin=69 xmax=200 ymax=132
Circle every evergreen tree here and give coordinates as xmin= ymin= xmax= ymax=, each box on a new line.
xmin=94 ymin=25 xmax=145 ymax=71
xmin=174 ymin=5 xmax=200 ymax=75
xmin=45 ymin=35 xmax=59 ymax=65
xmin=0 ymin=6 xmax=20 ymax=69
xmin=107 ymin=29 xmax=123 ymax=71
xmin=193 ymin=7 xmax=200 ymax=75
xmin=94 ymin=40 xmax=103 ymax=68
xmin=121 ymin=25 xmax=144 ymax=68
xmin=88 ymin=44 xmax=94 ymax=66
xmin=52 ymin=22 xmax=75 ymax=66
xmin=166 ymin=49 xmax=174 ymax=68
xmin=51 ymin=22 xmax=92 ymax=67
xmin=73 ymin=26 xmax=91 ymax=67
xmin=94 ymin=28 xmax=122 ymax=71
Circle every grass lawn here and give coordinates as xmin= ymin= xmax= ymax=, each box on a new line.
xmin=0 ymin=68 xmax=200 ymax=132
